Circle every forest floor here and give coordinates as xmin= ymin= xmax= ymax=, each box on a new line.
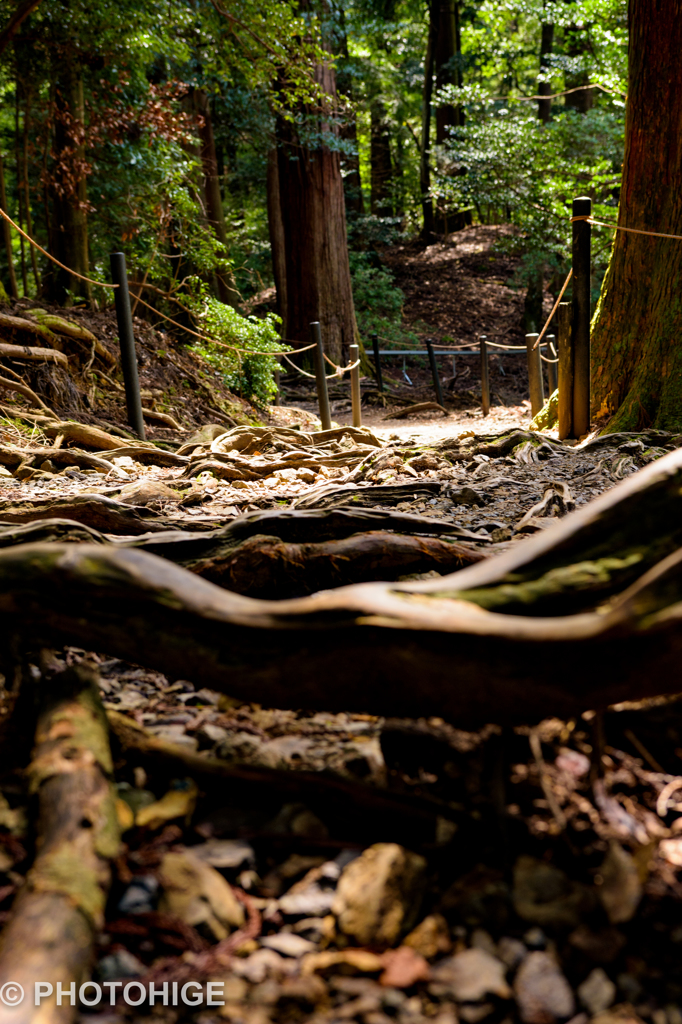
xmin=0 ymin=250 xmax=680 ymax=1024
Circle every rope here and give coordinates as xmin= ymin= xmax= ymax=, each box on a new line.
xmin=0 ymin=204 xmax=118 ymax=289
xmin=483 ymin=340 xmax=530 ymax=351
xmin=281 ymin=352 xmax=360 ymax=380
xmin=531 ymin=269 xmax=573 ymax=351
xmin=133 ymin=293 xmax=303 ymax=357
xmin=540 ymin=353 xmax=559 ymax=364
xmin=571 ymin=214 xmax=682 ymax=241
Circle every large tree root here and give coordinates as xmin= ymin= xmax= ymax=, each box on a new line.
xmin=0 ymin=449 xmax=682 ymax=722
xmin=0 ymin=509 xmax=486 ymax=595
xmin=0 ymin=662 xmax=119 ymax=1024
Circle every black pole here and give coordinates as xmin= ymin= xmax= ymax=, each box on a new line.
xmin=572 ymin=196 xmax=592 ymax=437
xmin=526 ymin=333 xmax=544 ymax=416
xmin=371 ymin=332 xmax=384 ymax=393
xmin=110 ymin=252 xmax=145 ymax=440
xmin=479 ymin=335 xmax=490 ymax=416
xmin=557 ymin=302 xmax=573 ymax=440
xmin=425 ymin=338 xmax=444 ymax=407
xmin=310 ymin=321 xmax=332 ymax=431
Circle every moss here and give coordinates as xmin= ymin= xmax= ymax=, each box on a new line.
xmin=530 ymin=390 xmax=559 ymax=430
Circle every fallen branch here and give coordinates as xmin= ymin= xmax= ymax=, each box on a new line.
xmin=0 ymin=373 xmax=55 ymax=414
xmin=382 ymin=402 xmax=449 ymax=420
xmin=0 ymin=343 xmax=69 ymax=367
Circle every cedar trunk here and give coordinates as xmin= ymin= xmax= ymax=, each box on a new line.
xmin=591 ymin=0 xmax=682 ymax=431
xmin=370 ymin=100 xmax=392 ymax=215
xmin=51 ymin=64 xmax=91 ymax=305
xmin=276 ymin=61 xmax=358 ymax=362
xmin=193 ymin=89 xmax=240 ymax=308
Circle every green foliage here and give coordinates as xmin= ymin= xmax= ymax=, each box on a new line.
xmin=187 ymin=288 xmax=287 ymax=406
xmin=349 ymin=251 xmax=419 ymax=347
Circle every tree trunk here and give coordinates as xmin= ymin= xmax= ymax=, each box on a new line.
xmin=193 ymin=88 xmax=240 ymax=308
xmin=591 ymin=0 xmax=682 ymax=431
xmin=420 ymin=0 xmax=436 ymax=240
xmin=563 ymin=24 xmax=593 ymax=113
xmin=276 ymin=61 xmax=358 ymax=361
xmin=266 ymin=148 xmax=288 ymax=326
xmin=51 ymin=63 xmax=92 ymax=306
xmin=434 ymin=0 xmax=462 ymax=144
xmin=336 ymin=10 xmax=364 ymax=218
xmin=0 ymin=154 xmax=19 ymax=300
xmin=538 ymin=21 xmax=554 ymax=122
xmin=370 ymin=100 xmax=392 ymax=215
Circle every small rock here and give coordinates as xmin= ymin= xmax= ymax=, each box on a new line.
xmin=261 ymin=933 xmax=317 ymax=957
xmin=568 ymin=925 xmax=626 ymax=963
xmin=197 ymin=722 xmax=229 ymax=747
xmin=333 ymin=843 xmax=427 ymax=947
xmin=158 ymin=848 xmax=245 ymax=940
xmin=578 ymin=968 xmax=616 ymax=1015
xmin=597 ymin=842 xmax=642 ymax=924
xmin=403 ymin=913 xmax=451 ymax=960
xmin=430 ymin=948 xmax=511 ymax=1002
xmin=98 ymin=948 xmax=146 ymax=981
xmin=187 ymin=424 xmax=229 ymax=445
xmin=513 ymin=855 xmax=595 ymax=929
xmin=301 ymin=949 xmax=384 ymax=976
xmin=497 ymin=937 xmax=527 ymax=970
xmin=555 ymin=748 xmax=591 ymax=779
xmin=379 ymin=947 xmax=430 ymax=988
xmin=459 ymin=1005 xmax=495 ymax=1023
xmin=514 ymin=951 xmax=575 ymax=1023
xmin=117 ymin=875 xmax=158 ymax=915
xmin=448 ymin=486 xmax=487 ymax=506
xmin=471 ymin=928 xmax=497 ymax=956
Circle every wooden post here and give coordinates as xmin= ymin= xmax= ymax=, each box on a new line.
xmin=371 ymin=332 xmax=384 ymax=393
xmin=546 ymin=334 xmax=558 ymax=395
xmin=310 ymin=321 xmax=332 ymax=431
xmin=480 ymin=335 xmax=490 ymax=416
xmin=110 ymin=252 xmax=145 ymax=440
xmin=426 ymin=338 xmax=444 ymax=407
xmin=274 ymin=365 xmax=281 ymax=406
xmin=350 ymin=343 xmax=362 ymax=427
xmin=557 ymin=301 xmax=574 ymax=440
xmin=572 ymin=195 xmax=592 ymax=437
xmin=526 ymin=333 xmax=544 ymax=416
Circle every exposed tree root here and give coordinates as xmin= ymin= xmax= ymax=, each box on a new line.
xmin=0 ymin=661 xmax=119 ymax=1024
xmin=1 ymin=450 xmax=682 ymax=722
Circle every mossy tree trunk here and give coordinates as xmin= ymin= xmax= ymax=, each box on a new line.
xmin=591 ymin=0 xmax=682 ymax=431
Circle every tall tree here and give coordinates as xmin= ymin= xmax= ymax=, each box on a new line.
xmin=370 ymin=98 xmax=392 ymax=214
xmin=537 ymin=20 xmax=554 ymax=122
xmin=591 ymin=0 xmax=682 ymax=431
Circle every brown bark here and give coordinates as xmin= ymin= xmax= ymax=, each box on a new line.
xmin=370 ymin=101 xmax=392 ymax=215
xmin=538 ymin=21 xmax=554 ymax=123
xmin=193 ymin=89 xmax=240 ymax=307
xmin=0 ymin=664 xmax=119 ymax=1024
xmin=434 ymin=0 xmax=462 ymax=144
xmin=276 ymin=53 xmax=358 ymax=361
xmin=51 ymin=64 xmax=92 ymax=306
xmin=591 ymin=0 xmax=682 ymax=431
xmin=266 ymin=147 xmax=288 ymax=325
xmin=3 ymin=448 xmax=682 ymax=723
xmin=0 ymin=154 xmax=19 ymax=300
xmin=420 ymin=0 xmax=436 ymax=239
xmin=563 ymin=24 xmax=593 ymax=113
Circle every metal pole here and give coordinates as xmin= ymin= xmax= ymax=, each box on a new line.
xmin=479 ymin=334 xmax=490 ymax=416
xmin=557 ymin=301 xmax=574 ymax=440
xmin=350 ymin=343 xmax=362 ymax=427
xmin=310 ymin=321 xmax=332 ymax=431
xmin=425 ymin=338 xmax=444 ymax=407
xmin=526 ymin=332 xmax=544 ymax=416
xmin=110 ymin=252 xmax=145 ymax=440
xmin=546 ymin=334 xmax=558 ymax=395
xmin=572 ymin=195 xmax=592 ymax=437
xmin=371 ymin=332 xmax=384 ymax=393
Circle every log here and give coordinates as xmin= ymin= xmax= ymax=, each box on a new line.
xmin=0 ymin=663 xmax=119 ymax=1024
xmin=0 ymin=447 xmax=682 ymax=723
xmin=382 ymin=401 xmax=448 ymax=420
